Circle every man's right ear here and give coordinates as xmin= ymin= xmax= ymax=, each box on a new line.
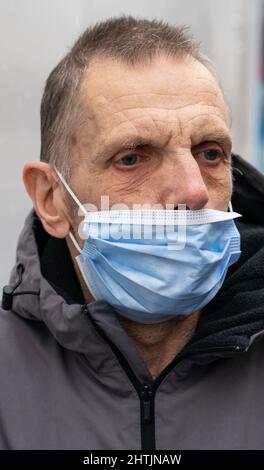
xmin=23 ymin=162 xmax=71 ymax=238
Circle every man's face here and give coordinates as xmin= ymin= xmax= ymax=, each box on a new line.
xmin=68 ymin=54 xmax=232 ymax=218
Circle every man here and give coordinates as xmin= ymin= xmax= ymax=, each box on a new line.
xmin=1 ymin=16 xmax=264 ymax=450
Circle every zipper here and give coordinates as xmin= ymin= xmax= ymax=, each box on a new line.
xmin=140 ymin=383 xmax=155 ymax=449
xmin=141 ymin=384 xmax=153 ymax=424
xmin=87 ymin=311 xmax=157 ymax=449
xmin=86 ymin=309 xmax=245 ymax=450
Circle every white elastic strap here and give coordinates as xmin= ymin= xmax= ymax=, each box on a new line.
xmin=69 ymin=231 xmax=82 ymax=254
xmin=54 ymin=167 xmax=87 ymax=216
xmin=229 ymin=201 xmax=233 ymax=212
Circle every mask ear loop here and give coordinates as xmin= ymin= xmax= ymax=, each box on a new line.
xmin=69 ymin=232 xmax=82 ymax=254
xmin=54 ymin=167 xmax=85 ymax=253
xmin=54 ymin=167 xmax=87 ymax=216
xmin=228 ymin=201 xmax=233 ymax=212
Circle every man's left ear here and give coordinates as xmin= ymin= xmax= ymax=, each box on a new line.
xmin=23 ymin=161 xmax=71 ymax=238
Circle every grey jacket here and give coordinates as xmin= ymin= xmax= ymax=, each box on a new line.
xmin=1 ymin=154 xmax=264 ymax=450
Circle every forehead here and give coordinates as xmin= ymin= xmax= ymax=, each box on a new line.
xmin=79 ymin=55 xmax=229 ymax=147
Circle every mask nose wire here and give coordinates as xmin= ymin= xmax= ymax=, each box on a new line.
xmin=53 ymin=166 xmax=85 ymax=254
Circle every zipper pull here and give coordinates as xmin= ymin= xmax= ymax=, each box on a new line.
xmin=140 ymin=384 xmax=153 ymax=424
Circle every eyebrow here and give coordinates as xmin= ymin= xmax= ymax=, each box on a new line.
xmin=192 ymin=130 xmax=233 ymax=152
xmin=91 ymin=137 xmax=155 ymax=164
xmin=92 ymin=129 xmax=233 ymax=164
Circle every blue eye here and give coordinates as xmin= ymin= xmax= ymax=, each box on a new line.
xmin=203 ymin=149 xmax=220 ymax=161
xmin=119 ymin=154 xmax=139 ymax=166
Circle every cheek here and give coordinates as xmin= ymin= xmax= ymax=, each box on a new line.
xmin=202 ymin=166 xmax=232 ymax=209
xmin=99 ymin=166 xmax=153 ymax=196
xmin=91 ymin=171 xmax=159 ymax=208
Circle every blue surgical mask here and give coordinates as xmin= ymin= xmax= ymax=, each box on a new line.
xmin=55 ymin=169 xmax=242 ymax=324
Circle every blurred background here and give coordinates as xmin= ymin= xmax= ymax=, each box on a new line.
xmin=0 ymin=0 xmax=264 ymax=287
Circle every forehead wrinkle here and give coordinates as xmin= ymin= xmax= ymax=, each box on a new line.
xmin=100 ymin=87 xmax=220 ymax=105
xmin=86 ymin=81 xmax=226 ymax=136
xmin=84 ymin=56 xmax=225 ymax=114
xmin=97 ymin=91 xmax=178 ymax=105
xmin=89 ymin=72 xmax=223 ymax=105
xmin=90 ymin=89 xmax=226 ymax=121
xmin=88 ymin=61 xmax=221 ymax=99
xmin=96 ymin=90 xmax=222 ymax=114
xmin=100 ymin=104 xmax=175 ymax=135
xmin=109 ymin=104 xmax=225 ymax=122
xmin=99 ymin=105 xmax=226 ymax=143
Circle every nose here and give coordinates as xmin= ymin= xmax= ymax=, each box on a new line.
xmin=158 ymin=152 xmax=209 ymax=210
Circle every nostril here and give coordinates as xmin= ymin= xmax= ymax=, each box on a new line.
xmin=173 ymin=205 xmax=191 ymax=210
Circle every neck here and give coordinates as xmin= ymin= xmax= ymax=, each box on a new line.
xmin=118 ymin=312 xmax=200 ymax=378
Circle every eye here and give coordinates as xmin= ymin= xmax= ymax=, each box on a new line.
xmin=202 ymin=149 xmax=221 ymax=161
xmin=113 ymin=153 xmax=148 ymax=169
xmin=194 ymin=145 xmax=225 ymax=164
xmin=119 ymin=154 xmax=140 ymax=166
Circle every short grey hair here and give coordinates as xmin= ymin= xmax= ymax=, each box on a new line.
xmin=40 ymin=15 xmax=223 ymax=180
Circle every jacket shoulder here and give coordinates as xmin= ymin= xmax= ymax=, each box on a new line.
xmin=0 ymin=307 xmax=58 ymax=367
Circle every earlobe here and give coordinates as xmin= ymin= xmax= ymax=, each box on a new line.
xmin=23 ymin=161 xmax=71 ymax=238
